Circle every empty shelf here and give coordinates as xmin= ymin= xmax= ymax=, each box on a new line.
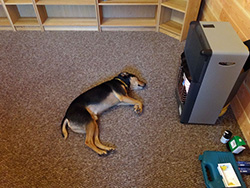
xmin=101 ymin=18 xmax=156 ymax=27
xmin=43 ymin=18 xmax=98 ymax=26
xmin=36 ymin=0 xmax=95 ymax=5
xmin=161 ymin=0 xmax=186 ymax=13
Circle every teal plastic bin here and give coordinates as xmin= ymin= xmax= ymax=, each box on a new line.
xmin=199 ymin=151 xmax=246 ymax=188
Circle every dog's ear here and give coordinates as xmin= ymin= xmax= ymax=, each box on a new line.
xmin=120 ymin=72 xmax=129 ymax=77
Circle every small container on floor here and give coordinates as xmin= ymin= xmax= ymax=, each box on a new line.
xmin=220 ymin=130 xmax=232 ymax=144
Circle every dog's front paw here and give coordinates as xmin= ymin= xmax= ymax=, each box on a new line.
xmin=134 ymin=103 xmax=143 ymax=114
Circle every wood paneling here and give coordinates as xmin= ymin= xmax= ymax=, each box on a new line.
xmin=246 ymin=72 xmax=250 ymax=88
xmin=231 ymin=94 xmax=250 ymax=146
xmin=200 ymin=0 xmax=250 ymax=41
xmin=200 ymin=0 xmax=250 ymax=145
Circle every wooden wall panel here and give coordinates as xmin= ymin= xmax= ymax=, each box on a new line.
xmin=220 ymin=0 xmax=250 ymax=40
xmin=202 ymin=0 xmax=222 ymax=21
xmin=246 ymin=72 xmax=250 ymax=88
xmin=200 ymin=0 xmax=250 ymax=145
xmin=200 ymin=3 xmax=217 ymax=21
xmin=236 ymin=0 xmax=250 ymax=15
xmin=231 ymin=94 xmax=250 ymax=145
xmin=237 ymin=83 xmax=250 ymax=110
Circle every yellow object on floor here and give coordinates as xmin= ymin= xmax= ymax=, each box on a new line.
xmin=219 ymin=103 xmax=230 ymax=117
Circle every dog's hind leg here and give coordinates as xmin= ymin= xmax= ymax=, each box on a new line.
xmin=85 ymin=121 xmax=107 ymax=155
xmin=93 ymin=120 xmax=116 ymax=151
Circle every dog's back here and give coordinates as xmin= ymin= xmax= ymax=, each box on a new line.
xmin=61 ymin=79 xmax=124 ymax=139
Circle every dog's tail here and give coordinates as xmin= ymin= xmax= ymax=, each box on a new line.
xmin=61 ymin=117 xmax=69 ymax=140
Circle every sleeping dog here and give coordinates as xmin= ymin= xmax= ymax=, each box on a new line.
xmin=61 ymin=72 xmax=146 ymax=155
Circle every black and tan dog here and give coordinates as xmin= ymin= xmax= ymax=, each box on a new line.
xmin=61 ymin=72 xmax=146 ymax=155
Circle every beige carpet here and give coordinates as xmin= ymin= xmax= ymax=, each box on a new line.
xmin=0 ymin=31 xmax=249 ymax=187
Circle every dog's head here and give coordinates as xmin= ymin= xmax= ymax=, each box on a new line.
xmin=117 ymin=72 xmax=146 ymax=90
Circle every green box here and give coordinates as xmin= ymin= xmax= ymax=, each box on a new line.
xmin=228 ymin=136 xmax=246 ymax=154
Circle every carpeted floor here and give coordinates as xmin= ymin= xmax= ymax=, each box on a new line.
xmin=0 ymin=31 xmax=249 ymax=188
